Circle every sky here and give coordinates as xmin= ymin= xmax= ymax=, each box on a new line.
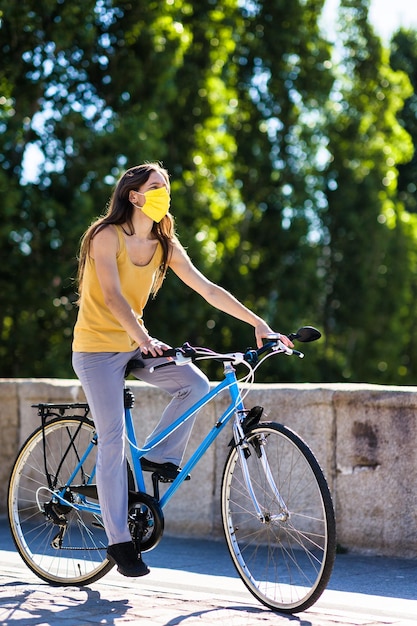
xmin=369 ymin=0 xmax=417 ymax=40
xmin=323 ymin=0 xmax=417 ymax=42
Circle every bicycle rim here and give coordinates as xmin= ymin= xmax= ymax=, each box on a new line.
xmin=221 ymin=421 xmax=336 ymax=613
xmin=8 ymin=417 xmax=112 ymax=585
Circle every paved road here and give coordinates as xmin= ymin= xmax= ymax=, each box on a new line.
xmin=1 ymin=517 xmax=416 ymax=625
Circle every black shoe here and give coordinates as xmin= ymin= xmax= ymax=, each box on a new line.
xmin=141 ymin=458 xmax=190 ymax=481
xmin=107 ymin=541 xmax=150 ymax=577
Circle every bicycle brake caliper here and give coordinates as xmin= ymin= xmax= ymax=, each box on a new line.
xmin=241 ymin=406 xmax=263 ymax=434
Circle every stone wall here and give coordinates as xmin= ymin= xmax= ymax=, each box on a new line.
xmin=1 ymin=378 xmax=416 ymax=558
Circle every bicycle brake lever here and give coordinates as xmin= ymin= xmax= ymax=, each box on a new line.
xmin=149 ymin=361 xmax=175 ymax=373
xmin=272 ymin=340 xmax=304 ymax=358
xmin=149 ymin=353 xmax=192 ymax=373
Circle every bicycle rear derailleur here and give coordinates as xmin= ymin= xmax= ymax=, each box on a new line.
xmin=44 ymin=498 xmax=71 ymax=549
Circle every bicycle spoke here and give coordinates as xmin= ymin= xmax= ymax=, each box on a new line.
xmin=221 ymin=421 xmax=335 ymax=613
xmin=8 ymin=417 xmax=112 ymax=585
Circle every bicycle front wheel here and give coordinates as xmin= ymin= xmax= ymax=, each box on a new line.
xmin=8 ymin=416 xmax=113 ymax=586
xmin=221 ymin=421 xmax=336 ymax=613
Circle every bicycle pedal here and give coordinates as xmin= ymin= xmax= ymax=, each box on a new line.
xmin=151 ymin=470 xmax=190 ymax=483
xmin=153 ymin=472 xmax=174 ymax=484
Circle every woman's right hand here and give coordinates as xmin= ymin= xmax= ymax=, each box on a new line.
xmin=139 ymin=337 xmax=170 ymax=357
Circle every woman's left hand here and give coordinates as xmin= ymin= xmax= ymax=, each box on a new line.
xmin=254 ymin=322 xmax=294 ymax=349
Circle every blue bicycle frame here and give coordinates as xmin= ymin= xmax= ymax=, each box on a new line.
xmin=126 ymin=363 xmax=244 ymax=508
xmin=56 ymin=363 xmax=245 ymax=515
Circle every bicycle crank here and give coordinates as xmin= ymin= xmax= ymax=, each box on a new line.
xmin=128 ymin=492 xmax=164 ymax=553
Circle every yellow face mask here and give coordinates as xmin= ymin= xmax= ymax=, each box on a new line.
xmin=139 ymin=187 xmax=170 ymax=223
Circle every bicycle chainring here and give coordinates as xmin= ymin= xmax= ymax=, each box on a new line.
xmin=128 ymin=492 xmax=164 ymax=553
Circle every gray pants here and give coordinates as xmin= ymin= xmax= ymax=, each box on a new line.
xmin=72 ymin=350 xmax=210 ymax=545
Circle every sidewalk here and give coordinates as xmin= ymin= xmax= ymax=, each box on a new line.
xmin=1 ymin=517 xmax=416 ymax=625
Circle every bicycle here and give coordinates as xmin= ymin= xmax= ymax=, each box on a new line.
xmin=7 ymin=326 xmax=335 ymax=614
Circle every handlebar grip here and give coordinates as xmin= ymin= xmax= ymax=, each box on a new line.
xmin=141 ymin=342 xmax=197 ymax=360
xmin=292 ymin=349 xmax=304 ymax=359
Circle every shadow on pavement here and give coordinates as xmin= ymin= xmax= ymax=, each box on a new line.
xmin=146 ymin=535 xmax=417 ymax=601
xmin=0 ymin=581 xmax=130 ymax=626
xmin=2 ymin=517 xmax=416 ymax=603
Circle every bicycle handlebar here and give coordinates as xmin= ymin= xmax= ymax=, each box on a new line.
xmin=140 ymin=326 xmax=321 ymax=371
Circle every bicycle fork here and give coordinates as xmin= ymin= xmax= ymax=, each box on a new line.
xmin=233 ymin=419 xmax=290 ymax=524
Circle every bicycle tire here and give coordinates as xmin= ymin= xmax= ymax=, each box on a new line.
xmin=221 ymin=421 xmax=336 ymax=613
xmin=8 ymin=416 xmax=113 ymax=586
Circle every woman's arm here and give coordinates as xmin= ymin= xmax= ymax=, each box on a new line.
xmin=168 ymin=241 xmax=293 ymax=349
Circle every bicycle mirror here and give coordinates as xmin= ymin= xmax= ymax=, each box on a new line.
xmin=289 ymin=326 xmax=322 ymax=343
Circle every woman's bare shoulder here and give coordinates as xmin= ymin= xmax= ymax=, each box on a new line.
xmin=90 ymin=224 xmax=119 ymax=257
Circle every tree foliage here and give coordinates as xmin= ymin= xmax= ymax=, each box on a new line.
xmin=318 ymin=0 xmax=414 ymax=382
xmin=0 ymin=0 xmax=416 ymax=383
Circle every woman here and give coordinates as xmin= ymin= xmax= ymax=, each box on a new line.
xmin=72 ymin=162 xmax=293 ymax=577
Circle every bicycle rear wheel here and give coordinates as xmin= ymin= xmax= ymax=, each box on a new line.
xmin=221 ymin=421 xmax=336 ymax=613
xmin=8 ymin=416 xmax=113 ymax=585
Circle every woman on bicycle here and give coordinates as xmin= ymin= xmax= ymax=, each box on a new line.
xmin=72 ymin=162 xmax=293 ymax=578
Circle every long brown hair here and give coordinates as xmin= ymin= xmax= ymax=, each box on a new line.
xmin=76 ymin=162 xmax=176 ymax=299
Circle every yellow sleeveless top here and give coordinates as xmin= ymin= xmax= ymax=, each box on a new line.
xmin=73 ymin=225 xmax=163 ymax=352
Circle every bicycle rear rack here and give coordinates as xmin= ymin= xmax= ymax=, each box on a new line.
xmin=33 ymin=402 xmax=90 ymax=421
xmin=33 ymin=402 xmax=92 ymax=493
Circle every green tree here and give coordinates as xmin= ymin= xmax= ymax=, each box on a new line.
xmin=389 ymin=29 xmax=417 ymax=381
xmin=0 ymin=0 xmax=116 ymax=375
xmin=0 ymin=0 xmax=416 ymax=386
xmin=216 ymin=0 xmax=335 ymax=381
xmin=0 ymin=0 xmax=248 ymax=376
xmin=319 ymin=0 xmax=414 ymax=382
